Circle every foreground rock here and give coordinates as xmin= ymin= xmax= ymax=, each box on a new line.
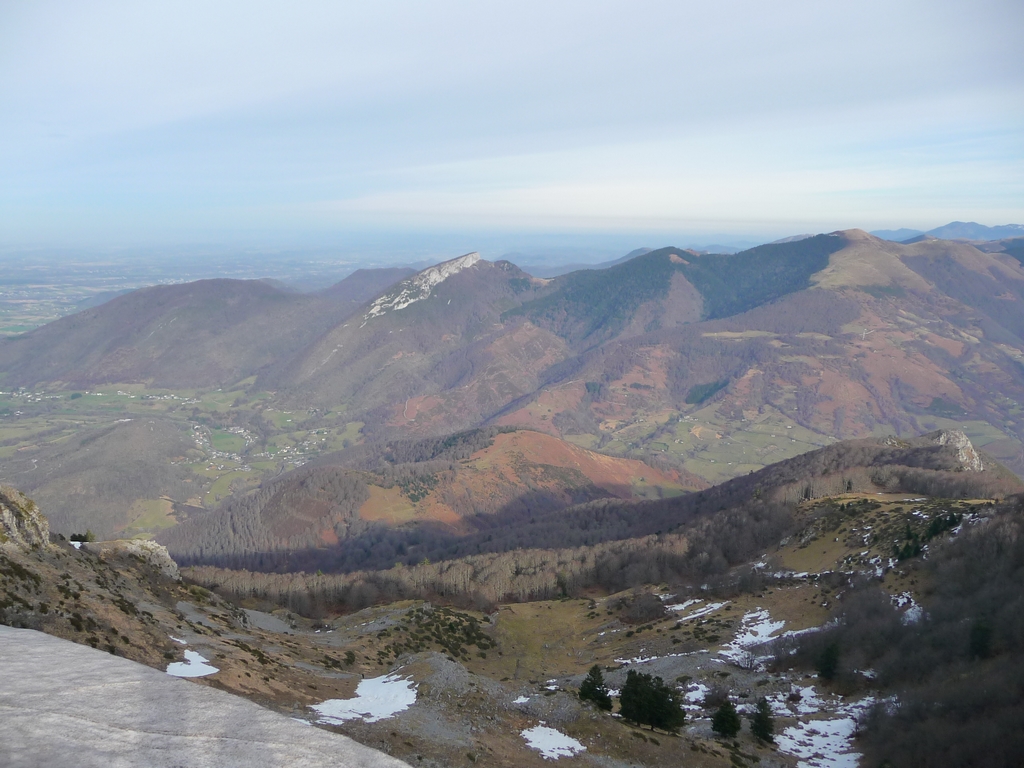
xmin=0 ymin=626 xmax=406 ymax=768
xmin=0 ymin=485 xmax=50 ymax=550
xmin=82 ymin=538 xmax=181 ymax=580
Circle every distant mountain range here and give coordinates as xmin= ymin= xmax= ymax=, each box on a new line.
xmin=514 ymin=248 xmax=652 ymax=278
xmin=0 ymin=268 xmax=413 ymax=389
xmin=872 ymin=221 xmax=1024 ymax=242
xmin=3 ymin=228 xmax=1024 ymax=537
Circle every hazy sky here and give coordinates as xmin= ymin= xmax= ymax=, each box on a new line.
xmin=2 ymin=0 xmax=1022 ymax=250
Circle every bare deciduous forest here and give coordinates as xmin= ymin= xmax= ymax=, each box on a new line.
xmin=776 ymin=494 xmax=1024 ymax=768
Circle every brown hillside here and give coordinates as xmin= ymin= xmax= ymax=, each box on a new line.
xmin=2 ymin=418 xmax=200 ymax=538
xmin=359 ymin=430 xmax=705 ymax=530
xmin=4 ymin=233 xmax=1024 ymax=545
xmin=159 ymin=427 xmax=705 ymax=573
xmin=491 ymin=231 xmax=1024 ymax=480
xmin=0 ymin=279 xmax=356 ymax=389
xmin=260 ymin=255 xmax=560 ymax=428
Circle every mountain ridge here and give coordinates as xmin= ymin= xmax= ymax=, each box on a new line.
xmin=871 ymin=220 xmax=1024 ymax=242
xmin=3 ymin=229 xmax=1024 ymax=541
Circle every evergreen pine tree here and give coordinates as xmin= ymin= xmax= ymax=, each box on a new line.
xmin=649 ymin=676 xmax=686 ymax=732
xmin=817 ymin=641 xmax=840 ymax=681
xmin=712 ymin=699 xmax=741 ymax=738
xmin=619 ymin=670 xmax=651 ymax=725
xmin=619 ymin=670 xmax=685 ymax=731
xmin=578 ymin=665 xmax=612 ymax=711
xmin=750 ymin=697 xmax=774 ymax=743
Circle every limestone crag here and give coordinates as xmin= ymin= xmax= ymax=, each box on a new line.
xmin=361 ymin=251 xmax=481 ymax=325
xmin=931 ymin=429 xmax=984 ymax=472
xmin=84 ymin=538 xmax=182 ymax=581
xmin=0 ymin=485 xmax=49 ymax=550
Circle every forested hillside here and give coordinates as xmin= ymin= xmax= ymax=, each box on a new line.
xmin=504 ymin=234 xmax=846 ymax=346
xmin=775 ymin=493 xmax=1024 ymax=768
xmin=164 ymin=428 xmax=1020 ymax=582
xmin=159 ymin=426 xmax=698 ymax=573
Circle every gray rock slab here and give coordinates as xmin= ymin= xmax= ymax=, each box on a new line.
xmin=0 ymin=626 xmax=407 ymax=768
xmin=244 ymin=608 xmax=294 ymax=634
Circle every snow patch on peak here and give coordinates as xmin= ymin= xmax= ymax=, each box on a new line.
xmin=362 ymin=252 xmax=480 ymax=325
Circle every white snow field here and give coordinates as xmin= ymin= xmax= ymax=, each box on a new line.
xmin=769 ymin=684 xmax=876 ymax=767
xmin=775 ymin=716 xmax=862 ymax=768
xmin=165 ymin=649 xmax=219 ymax=677
xmin=311 ymin=674 xmax=417 ymax=724
xmin=0 ymin=625 xmax=406 ymax=768
xmin=719 ymin=608 xmax=786 ymax=668
xmin=520 ymin=725 xmax=587 ymax=759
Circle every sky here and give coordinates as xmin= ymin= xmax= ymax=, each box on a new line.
xmin=1 ymin=0 xmax=1022 ymax=256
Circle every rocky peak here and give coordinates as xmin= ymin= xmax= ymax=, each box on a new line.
xmin=930 ymin=429 xmax=984 ymax=472
xmin=0 ymin=485 xmax=50 ymax=550
xmin=361 ymin=252 xmax=481 ymax=326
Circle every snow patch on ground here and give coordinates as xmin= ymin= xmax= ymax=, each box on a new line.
xmin=781 ymin=625 xmax=822 ymax=641
xmin=513 ymin=695 xmax=530 ymax=704
xmin=665 ymin=598 xmax=702 ymax=612
xmin=793 ymin=685 xmax=826 ymax=716
xmin=776 ymin=717 xmax=861 ymax=768
xmin=675 ymin=601 xmax=729 ymax=621
xmin=892 ymin=592 xmax=923 ymax=624
xmin=614 ymin=653 xmax=660 ymax=665
xmin=166 ymin=650 xmax=218 ymax=678
xmin=683 ymin=683 xmax=709 ymax=711
xmin=719 ymin=608 xmax=786 ymax=668
xmin=311 ymin=674 xmax=417 ymax=724
xmin=362 ymin=253 xmax=480 ymax=325
xmin=772 ymin=688 xmax=876 ymax=767
xmin=521 ymin=725 xmax=586 ymax=759
xmin=891 ymin=592 xmax=913 ymax=608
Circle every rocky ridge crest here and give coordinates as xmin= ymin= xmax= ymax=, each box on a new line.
xmin=0 ymin=485 xmax=50 ymax=550
xmin=932 ymin=429 xmax=984 ymax=472
xmin=83 ymin=538 xmax=181 ymax=581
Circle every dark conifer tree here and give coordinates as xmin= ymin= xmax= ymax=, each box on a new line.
xmin=712 ymin=699 xmax=741 ymax=738
xmin=817 ymin=641 xmax=840 ymax=681
xmin=750 ymin=697 xmax=774 ymax=743
xmin=579 ymin=665 xmax=613 ymax=710
xmin=619 ymin=670 xmax=685 ymax=731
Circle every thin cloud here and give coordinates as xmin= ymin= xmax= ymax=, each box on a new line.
xmin=1 ymin=0 xmax=1021 ymax=245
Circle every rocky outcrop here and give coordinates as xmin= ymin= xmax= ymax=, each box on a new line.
xmin=84 ymin=539 xmax=181 ymax=581
xmin=930 ymin=429 xmax=984 ymax=472
xmin=0 ymin=485 xmax=49 ymax=550
xmin=361 ymin=252 xmax=481 ymax=325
